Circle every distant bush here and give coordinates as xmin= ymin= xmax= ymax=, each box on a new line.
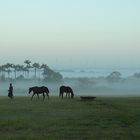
xmin=0 ymin=74 xmax=6 ymax=81
xmin=133 ymin=72 xmax=140 ymax=78
xmin=106 ymin=71 xmax=122 ymax=82
xmin=16 ymin=75 xmax=25 ymax=80
xmin=77 ymin=78 xmax=95 ymax=88
xmin=42 ymin=66 xmax=63 ymax=82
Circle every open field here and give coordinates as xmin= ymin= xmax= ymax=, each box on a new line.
xmin=0 ymin=96 xmax=140 ymax=140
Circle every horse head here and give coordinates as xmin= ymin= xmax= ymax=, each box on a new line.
xmin=28 ymin=87 xmax=32 ymax=94
xmin=47 ymin=88 xmax=50 ymax=93
xmin=71 ymin=92 xmax=74 ymax=99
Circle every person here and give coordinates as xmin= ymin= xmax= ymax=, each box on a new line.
xmin=8 ymin=83 xmax=13 ymax=99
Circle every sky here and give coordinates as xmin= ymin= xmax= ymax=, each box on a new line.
xmin=0 ymin=0 xmax=140 ymax=69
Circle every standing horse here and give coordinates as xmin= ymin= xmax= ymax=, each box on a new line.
xmin=59 ymin=85 xmax=74 ymax=99
xmin=29 ymin=86 xmax=49 ymax=100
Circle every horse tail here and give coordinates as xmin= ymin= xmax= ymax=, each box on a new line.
xmin=59 ymin=88 xmax=62 ymax=97
xmin=59 ymin=86 xmax=63 ymax=97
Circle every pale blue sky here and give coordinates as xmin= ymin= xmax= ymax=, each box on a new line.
xmin=0 ymin=0 xmax=140 ymax=69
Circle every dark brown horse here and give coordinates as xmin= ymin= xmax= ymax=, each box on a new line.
xmin=29 ymin=86 xmax=49 ymax=100
xmin=59 ymin=85 xmax=74 ymax=99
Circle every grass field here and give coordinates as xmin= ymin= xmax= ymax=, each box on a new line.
xmin=0 ymin=96 xmax=140 ymax=140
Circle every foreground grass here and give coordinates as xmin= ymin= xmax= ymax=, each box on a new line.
xmin=0 ymin=96 xmax=140 ymax=140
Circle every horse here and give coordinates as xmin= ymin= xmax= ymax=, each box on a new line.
xmin=59 ymin=85 xmax=74 ymax=99
xmin=28 ymin=86 xmax=49 ymax=100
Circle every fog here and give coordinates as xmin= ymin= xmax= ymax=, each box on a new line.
xmin=1 ymin=72 xmax=140 ymax=97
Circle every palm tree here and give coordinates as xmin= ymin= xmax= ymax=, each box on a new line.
xmin=32 ymin=63 xmax=40 ymax=79
xmin=41 ymin=64 xmax=63 ymax=81
xmin=40 ymin=64 xmax=48 ymax=69
xmin=40 ymin=64 xmax=49 ymax=79
xmin=0 ymin=66 xmax=3 ymax=76
xmin=23 ymin=66 xmax=28 ymax=78
xmin=24 ymin=60 xmax=32 ymax=79
xmin=13 ymin=64 xmax=18 ymax=79
xmin=3 ymin=63 xmax=13 ymax=79
xmin=0 ymin=65 xmax=6 ymax=80
xmin=13 ymin=64 xmax=24 ymax=79
xmin=19 ymin=65 xmax=26 ymax=77
xmin=1 ymin=65 xmax=6 ymax=76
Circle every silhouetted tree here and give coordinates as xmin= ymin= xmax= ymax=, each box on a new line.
xmin=19 ymin=65 xmax=25 ymax=76
xmin=13 ymin=64 xmax=18 ymax=79
xmin=0 ymin=61 xmax=63 ymax=81
xmin=41 ymin=64 xmax=63 ymax=82
xmin=0 ymin=66 xmax=3 ymax=76
xmin=3 ymin=63 xmax=13 ymax=78
xmin=24 ymin=60 xmax=32 ymax=78
xmin=13 ymin=64 xmax=24 ymax=79
xmin=0 ymin=65 xmax=6 ymax=80
xmin=40 ymin=64 xmax=48 ymax=69
xmin=32 ymin=62 xmax=40 ymax=79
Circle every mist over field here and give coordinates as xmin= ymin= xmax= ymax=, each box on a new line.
xmin=0 ymin=68 xmax=140 ymax=97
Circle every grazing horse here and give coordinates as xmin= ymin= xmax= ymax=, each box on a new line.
xmin=59 ymin=86 xmax=74 ymax=99
xmin=28 ymin=86 xmax=49 ymax=100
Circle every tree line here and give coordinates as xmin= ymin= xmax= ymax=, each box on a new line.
xmin=0 ymin=60 xmax=63 ymax=82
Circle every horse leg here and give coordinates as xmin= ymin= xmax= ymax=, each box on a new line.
xmin=43 ymin=93 xmax=45 ymax=100
xmin=59 ymin=92 xmax=63 ymax=98
xmin=70 ymin=93 xmax=72 ymax=99
xmin=37 ymin=94 xmax=39 ymax=100
xmin=59 ymin=92 xmax=61 ymax=98
xmin=31 ymin=94 xmax=35 ymax=100
xmin=68 ymin=93 xmax=70 ymax=99
xmin=47 ymin=93 xmax=49 ymax=100
xmin=66 ymin=93 xmax=70 ymax=99
xmin=45 ymin=92 xmax=49 ymax=100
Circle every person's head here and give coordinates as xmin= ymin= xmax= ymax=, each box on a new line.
xmin=10 ymin=83 xmax=12 ymax=86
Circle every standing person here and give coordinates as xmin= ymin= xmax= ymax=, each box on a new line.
xmin=8 ymin=83 xmax=13 ymax=99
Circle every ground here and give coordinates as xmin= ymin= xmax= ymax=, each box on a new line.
xmin=0 ymin=96 xmax=140 ymax=140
